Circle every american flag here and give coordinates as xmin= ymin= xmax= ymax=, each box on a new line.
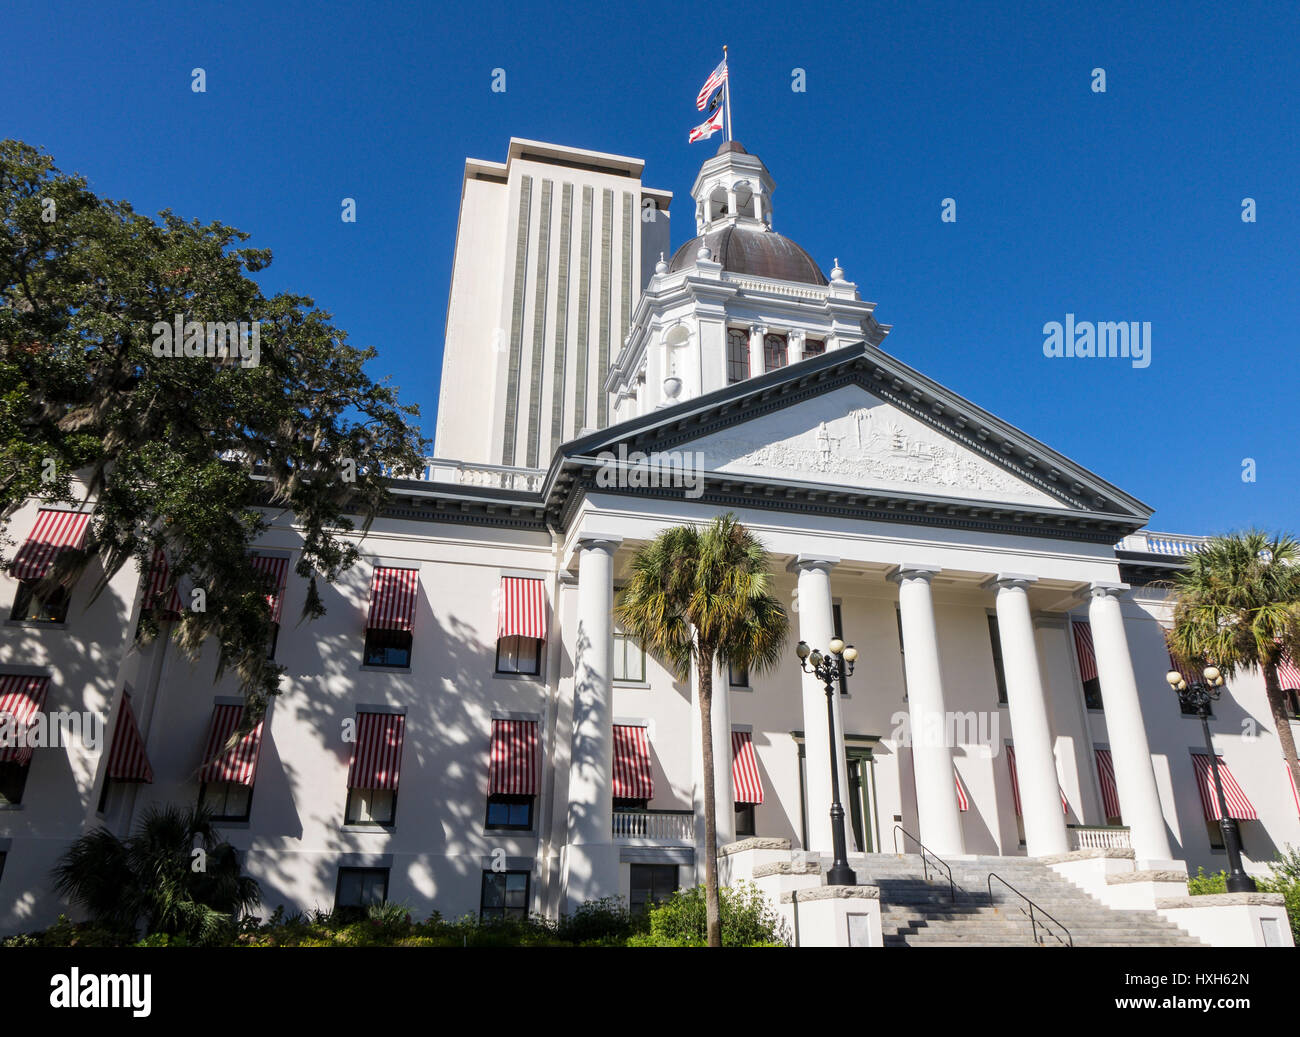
xmin=696 ymin=58 xmax=728 ymax=111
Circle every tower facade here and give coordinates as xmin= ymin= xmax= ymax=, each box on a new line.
xmin=434 ymin=139 xmax=672 ymax=467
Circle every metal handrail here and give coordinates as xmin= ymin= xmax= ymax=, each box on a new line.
xmin=987 ymin=873 xmax=1073 ymax=947
xmin=892 ymin=825 xmax=956 ymax=902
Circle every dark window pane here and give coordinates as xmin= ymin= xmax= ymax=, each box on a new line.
xmin=496 ymin=635 xmax=541 ymax=675
xmin=481 ymin=871 xmax=530 ymax=920
xmin=1083 ymin=677 xmax=1104 ymax=711
xmin=727 ymin=329 xmax=749 ymax=384
xmin=735 ymin=802 xmax=755 ymax=837
xmin=345 ymin=787 xmax=396 ymax=826
xmin=486 ymin=794 xmax=533 ymax=830
xmin=0 ymin=762 xmax=30 ymax=805
xmin=10 ymin=581 xmax=70 ymax=623
xmin=364 ymin=628 xmax=412 ymax=668
xmin=630 ymin=864 xmax=678 ymax=913
xmin=729 ymin=661 xmax=749 ymax=688
xmin=336 ymin=867 xmax=388 ymax=912
xmin=199 ymin=780 xmax=252 ymax=821
xmin=987 ymin=615 xmax=1008 ymax=705
xmin=763 ymin=334 xmax=787 ymax=372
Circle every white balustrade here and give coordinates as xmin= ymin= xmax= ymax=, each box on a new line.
xmin=612 ymin=810 xmax=694 ymax=843
xmin=1068 ymin=825 xmax=1132 ymax=850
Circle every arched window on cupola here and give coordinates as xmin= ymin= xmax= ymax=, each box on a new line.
xmin=708 ymin=185 xmax=729 ymax=221
xmin=726 ymin=328 xmax=749 ymax=384
xmin=802 ymin=337 xmax=826 ymax=358
xmin=764 ymin=332 xmax=788 ymax=372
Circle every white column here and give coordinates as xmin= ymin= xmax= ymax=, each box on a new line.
xmin=891 ymin=565 xmax=965 ymax=857
xmin=726 ymin=186 xmax=738 ymax=219
xmin=748 ymin=324 xmax=767 ymax=378
xmin=991 ymin=575 xmax=1069 ymax=856
xmin=1088 ymin=583 xmax=1174 ymax=863
xmin=751 ymin=183 xmax=764 ymax=222
xmin=790 ymin=556 xmax=852 ymax=853
xmin=788 ymin=328 xmax=805 ymax=365
xmin=563 ymin=536 xmax=621 ymax=909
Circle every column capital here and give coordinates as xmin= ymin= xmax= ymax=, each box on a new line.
xmin=576 ymin=534 xmax=622 ymax=556
xmin=984 ymin=572 xmax=1039 ymax=592
xmin=888 ymin=563 xmax=941 ymax=586
xmin=1088 ymin=581 xmax=1130 ymax=600
xmin=786 ymin=554 xmax=839 ymax=575
xmin=749 ymin=324 xmax=768 ymax=337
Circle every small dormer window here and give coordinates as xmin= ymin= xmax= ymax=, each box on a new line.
xmin=763 ymin=333 xmax=788 ymax=372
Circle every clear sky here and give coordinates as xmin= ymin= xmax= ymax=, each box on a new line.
xmin=5 ymin=0 xmax=1297 ymax=535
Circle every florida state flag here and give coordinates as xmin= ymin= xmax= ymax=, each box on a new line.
xmin=688 ymin=107 xmax=724 ymax=143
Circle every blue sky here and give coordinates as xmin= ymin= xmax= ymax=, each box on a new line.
xmin=5 ymin=0 xmax=1297 ymax=535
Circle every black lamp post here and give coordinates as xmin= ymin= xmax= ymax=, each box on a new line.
xmin=1166 ymin=665 xmax=1257 ymax=893
xmin=796 ymin=637 xmax=858 ymax=886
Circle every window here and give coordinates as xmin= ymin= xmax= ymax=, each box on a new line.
xmin=987 ymin=615 xmax=1008 ymax=705
xmin=735 ymin=802 xmax=755 ymax=837
xmin=335 ymin=867 xmax=388 ymax=915
xmin=496 ymin=635 xmax=542 ymax=675
xmin=896 ymin=606 xmax=908 ymax=699
xmin=363 ymin=628 xmax=412 ymax=668
xmin=1286 ymin=688 xmax=1300 ymax=720
xmin=833 ymin=603 xmax=848 ymax=695
xmin=763 ymin=333 xmax=787 ymax=372
xmin=0 ymin=850 xmax=5 ymax=884
xmin=613 ymin=632 xmax=645 ymax=683
xmin=0 ymin=762 xmax=30 ymax=806
xmin=614 ymin=797 xmax=649 ymax=812
xmin=728 ymin=661 xmax=749 ymax=688
xmin=266 ymin=622 xmax=280 ymax=661
xmin=1083 ymin=676 xmax=1104 ymax=711
xmin=9 ymin=581 xmax=70 ymax=624
xmin=199 ymin=781 xmax=252 ymax=822
xmin=1206 ymin=820 xmax=1225 ymax=851
xmin=345 ymin=787 xmax=397 ymax=826
xmin=486 ymin=793 xmax=534 ymax=830
xmin=802 ymin=337 xmax=825 ymax=358
xmin=726 ymin=328 xmax=749 ymax=384
xmin=630 ymin=863 xmax=678 ymax=914
xmin=481 ymin=870 xmax=529 ymax=921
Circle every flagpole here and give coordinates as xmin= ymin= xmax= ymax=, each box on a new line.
xmin=723 ymin=44 xmax=733 ymax=142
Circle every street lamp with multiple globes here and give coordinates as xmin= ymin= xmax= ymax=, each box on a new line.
xmin=1165 ymin=664 xmax=1258 ymax=893
xmin=796 ymin=637 xmax=858 ymax=886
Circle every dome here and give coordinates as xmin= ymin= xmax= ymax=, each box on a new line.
xmin=668 ymin=225 xmax=829 ymax=286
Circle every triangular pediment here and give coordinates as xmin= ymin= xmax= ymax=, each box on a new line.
xmin=550 ymin=343 xmax=1152 ymax=536
xmin=685 ymin=384 xmax=1064 ymax=508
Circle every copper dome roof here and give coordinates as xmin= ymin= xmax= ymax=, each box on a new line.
xmin=668 ymin=225 xmax=829 ymax=286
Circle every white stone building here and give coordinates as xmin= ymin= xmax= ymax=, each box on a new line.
xmin=1 ymin=138 xmax=1296 ymax=944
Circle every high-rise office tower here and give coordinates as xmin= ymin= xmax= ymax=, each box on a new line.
xmin=434 ymin=139 xmax=672 ymax=467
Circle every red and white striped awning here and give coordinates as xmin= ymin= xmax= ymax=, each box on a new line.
xmin=347 ymin=712 xmax=406 ymax=790
xmin=1285 ymin=761 xmax=1300 ymax=818
xmin=731 ymin=731 xmax=763 ymax=805
xmin=106 ymin=693 xmax=153 ymax=783
xmin=198 ymin=704 xmax=264 ymax=786
xmin=0 ymin=674 xmax=50 ymax=765
xmin=612 ymin=723 xmax=654 ymax=800
xmin=1095 ymin=748 xmax=1122 ymax=820
xmin=497 ymin=577 xmax=547 ymax=641
xmin=10 ymin=509 xmax=91 ymax=581
xmin=366 ymin=567 xmax=419 ymax=632
xmin=145 ymin=547 xmax=183 ymax=614
xmin=489 ymin=718 xmax=538 ymax=795
xmin=250 ymin=554 xmax=289 ymax=624
xmin=1190 ymin=752 xmax=1257 ymax=821
xmin=1072 ymin=620 xmax=1098 ymax=683
xmin=954 ymin=768 xmax=970 ymax=812
xmin=1006 ymin=745 xmax=1068 ymax=817
xmin=1275 ymin=653 xmax=1300 ymax=691
xmin=1167 ymin=649 xmax=1203 ymax=688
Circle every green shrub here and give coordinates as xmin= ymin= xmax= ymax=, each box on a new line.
xmin=1188 ymin=867 xmax=1227 ymax=895
xmin=634 ymin=881 xmax=789 ymax=947
xmin=555 ymin=896 xmax=645 ymax=944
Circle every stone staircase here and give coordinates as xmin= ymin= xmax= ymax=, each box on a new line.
xmin=845 ymin=853 xmax=1205 ymax=947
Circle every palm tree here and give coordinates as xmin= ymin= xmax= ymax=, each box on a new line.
xmin=616 ymin=514 xmax=788 ymax=947
xmin=1168 ymin=530 xmax=1300 ymax=795
xmin=53 ymin=802 xmax=260 ymax=942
